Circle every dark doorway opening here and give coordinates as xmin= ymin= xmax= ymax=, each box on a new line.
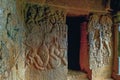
xmin=66 ymin=16 xmax=87 ymax=71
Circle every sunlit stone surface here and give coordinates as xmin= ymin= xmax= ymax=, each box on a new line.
xmin=67 ymin=70 xmax=88 ymax=80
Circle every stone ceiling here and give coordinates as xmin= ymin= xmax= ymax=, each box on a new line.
xmin=26 ymin=0 xmax=109 ymax=16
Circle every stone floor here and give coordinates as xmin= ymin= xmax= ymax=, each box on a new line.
xmin=67 ymin=70 xmax=89 ymax=80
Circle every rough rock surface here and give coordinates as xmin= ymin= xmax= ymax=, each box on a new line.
xmin=24 ymin=3 xmax=68 ymax=80
xmin=0 ymin=0 xmax=25 ymax=80
xmin=0 ymin=0 xmax=114 ymax=80
xmin=88 ymin=14 xmax=113 ymax=80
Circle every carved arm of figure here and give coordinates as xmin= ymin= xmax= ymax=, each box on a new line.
xmin=104 ymin=39 xmax=111 ymax=56
xmin=100 ymin=15 xmax=112 ymax=56
xmin=24 ymin=41 xmax=45 ymax=70
xmin=49 ymin=45 xmax=59 ymax=61
xmin=33 ymin=48 xmax=45 ymax=69
xmin=104 ymin=28 xmax=112 ymax=56
xmin=35 ymin=7 xmax=44 ymax=25
xmin=26 ymin=48 xmax=44 ymax=70
xmin=58 ymin=49 xmax=67 ymax=65
xmin=99 ymin=28 xmax=103 ymax=50
xmin=89 ymin=31 xmax=96 ymax=50
xmin=49 ymin=45 xmax=61 ymax=68
xmin=38 ymin=43 xmax=50 ymax=67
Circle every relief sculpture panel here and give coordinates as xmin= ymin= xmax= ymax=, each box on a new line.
xmin=88 ymin=14 xmax=113 ymax=69
xmin=24 ymin=3 xmax=67 ymax=71
xmin=88 ymin=14 xmax=113 ymax=79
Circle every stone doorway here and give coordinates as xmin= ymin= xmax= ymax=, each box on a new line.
xmin=66 ymin=16 xmax=89 ymax=80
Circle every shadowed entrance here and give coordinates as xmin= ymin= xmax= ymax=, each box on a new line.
xmin=66 ymin=16 xmax=87 ymax=70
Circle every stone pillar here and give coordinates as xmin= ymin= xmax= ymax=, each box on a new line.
xmin=88 ymin=14 xmax=113 ymax=80
xmin=112 ymin=12 xmax=120 ymax=80
xmin=0 ymin=0 xmax=25 ymax=80
xmin=24 ymin=3 xmax=68 ymax=80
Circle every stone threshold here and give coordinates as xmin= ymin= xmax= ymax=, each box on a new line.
xmin=67 ymin=70 xmax=89 ymax=80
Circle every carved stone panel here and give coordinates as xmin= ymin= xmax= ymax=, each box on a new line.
xmin=24 ymin=3 xmax=67 ymax=80
xmin=88 ymin=14 xmax=113 ymax=79
xmin=88 ymin=14 xmax=113 ymax=69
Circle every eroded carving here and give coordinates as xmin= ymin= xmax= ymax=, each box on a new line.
xmin=0 ymin=6 xmax=20 ymax=79
xmin=24 ymin=4 xmax=67 ymax=70
xmin=88 ymin=14 xmax=112 ymax=69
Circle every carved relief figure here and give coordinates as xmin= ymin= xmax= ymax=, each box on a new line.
xmin=24 ymin=4 xmax=67 ymax=70
xmin=88 ymin=14 xmax=112 ymax=69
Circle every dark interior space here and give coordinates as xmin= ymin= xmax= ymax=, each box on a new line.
xmin=66 ymin=16 xmax=86 ymax=70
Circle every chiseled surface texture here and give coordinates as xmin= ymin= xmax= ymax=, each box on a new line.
xmin=0 ymin=0 xmax=114 ymax=80
xmin=0 ymin=0 xmax=25 ymax=80
xmin=67 ymin=70 xmax=88 ymax=80
xmin=88 ymin=14 xmax=113 ymax=80
xmin=24 ymin=3 xmax=67 ymax=80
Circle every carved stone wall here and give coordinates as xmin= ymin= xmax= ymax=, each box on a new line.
xmin=88 ymin=14 xmax=113 ymax=80
xmin=0 ymin=0 xmax=25 ymax=80
xmin=0 ymin=0 xmax=114 ymax=80
xmin=24 ymin=3 xmax=67 ymax=80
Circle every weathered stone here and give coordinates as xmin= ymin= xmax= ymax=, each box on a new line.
xmin=88 ymin=14 xmax=113 ymax=80
xmin=24 ymin=3 xmax=67 ymax=80
xmin=0 ymin=0 xmax=25 ymax=80
xmin=67 ymin=70 xmax=88 ymax=80
xmin=46 ymin=0 xmax=110 ymax=16
xmin=0 ymin=0 xmax=115 ymax=80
